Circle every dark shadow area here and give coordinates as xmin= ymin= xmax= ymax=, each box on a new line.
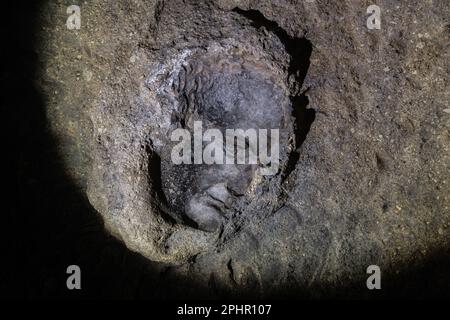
xmin=232 ymin=8 xmax=312 ymax=84
xmin=6 ymin=0 xmax=157 ymax=299
xmin=232 ymin=8 xmax=315 ymax=181
xmin=4 ymin=1 xmax=450 ymax=300
xmin=285 ymin=93 xmax=316 ymax=180
xmin=268 ymin=247 xmax=450 ymax=300
xmin=5 ymin=0 xmax=208 ymax=300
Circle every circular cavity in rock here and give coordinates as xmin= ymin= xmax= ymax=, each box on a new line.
xmin=87 ymin=4 xmax=298 ymax=262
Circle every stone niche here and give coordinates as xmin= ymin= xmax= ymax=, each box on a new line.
xmin=87 ymin=1 xmax=311 ymax=263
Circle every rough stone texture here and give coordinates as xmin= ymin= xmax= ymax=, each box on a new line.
xmin=36 ymin=0 xmax=449 ymax=297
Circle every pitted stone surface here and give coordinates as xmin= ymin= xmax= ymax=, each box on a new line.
xmin=37 ymin=0 xmax=450 ymax=297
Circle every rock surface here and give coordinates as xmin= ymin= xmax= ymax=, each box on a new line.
xmin=36 ymin=0 xmax=449 ymax=297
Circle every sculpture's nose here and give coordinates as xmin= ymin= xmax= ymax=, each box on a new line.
xmin=205 ymin=183 xmax=232 ymax=208
xmin=185 ymin=192 xmax=225 ymax=232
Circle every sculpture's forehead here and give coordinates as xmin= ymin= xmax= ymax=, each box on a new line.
xmin=162 ymin=45 xmax=290 ymax=132
xmin=197 ymin=68 xmax=287 ymax=129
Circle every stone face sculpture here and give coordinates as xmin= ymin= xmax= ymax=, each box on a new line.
xmin=143 ymin=1 xmax=302 ymax=232
xmin=154 ymin=47 xmax=292 ymax=232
